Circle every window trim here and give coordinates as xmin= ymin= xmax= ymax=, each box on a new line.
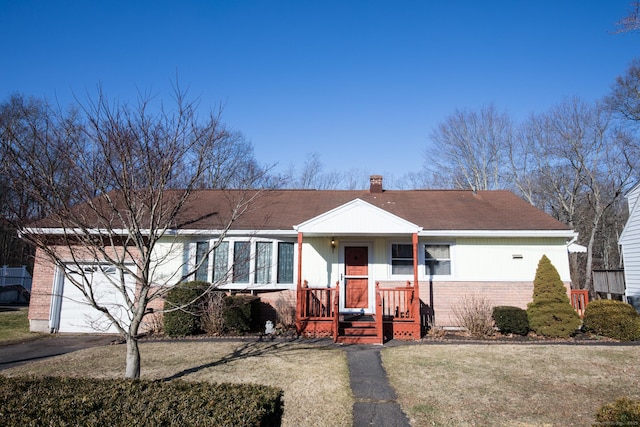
xmin=423 ymin=242 xmax=453 ymax=278
xmin=388 ymin=240 xmax=455 ymax=280
xmin=389 ymin=242 xmax=415 ymax=277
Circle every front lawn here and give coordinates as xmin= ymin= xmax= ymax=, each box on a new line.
xmin=382 ymin=344 xmax=640 ymax=426
xmin=0 ymin=308 xmax=34 ymax=343
xmin=3 ymin=340 xmax=353 ymax=427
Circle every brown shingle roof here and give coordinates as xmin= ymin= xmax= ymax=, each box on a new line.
xmin=176 ymin=189 xmax=570 ymax=232
xmin=31 ymin=188 xmax=570 ymax=232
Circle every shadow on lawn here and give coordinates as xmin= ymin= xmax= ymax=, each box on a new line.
xmin=162 ymin=338 xmax=335 ymax=382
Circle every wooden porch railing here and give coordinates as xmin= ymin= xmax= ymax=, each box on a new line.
xmin=296 ymin=280 xmax=338 ymax=337
xmin=571 ymin=289 xmax=589 ymax=318
xmin=299 ymin=281 xmax=336 ymax=318
xmin=378 ymin=282 xmax=416 ymax=319
xmin=377 ymin=281 xmax=421 ymax=340
xmin=296 ymin=279 xmax=421 ymax=341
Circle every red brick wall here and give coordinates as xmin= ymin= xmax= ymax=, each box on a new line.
xmin=418 ymin=280 xmax=572 ymax=327
xmin=28 ymin=248 xmax=56 ymax=324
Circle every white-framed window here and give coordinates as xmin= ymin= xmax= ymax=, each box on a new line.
xmin=212 ymin=242 xmax=229 ymax=282
xmin=232 ymin=241 xmax=251 ymax=283
xmin=277 ymin=242 xmax=295 ymax=284
xmin=254 ymin=241 xmax=273 ymax=284
xmin=425 ymin=244 xmax=451 ymax=276
xmin=195 ymin=241 xmax=209 ymax=282
xmin=391 ymin=243 xmax=414 ymax=275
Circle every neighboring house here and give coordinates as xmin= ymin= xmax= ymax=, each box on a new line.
xmin=0 ymin=265 xmax=32 ymax=304
xmin=619 ymin=182 xmax=640 ymax=311
xmin=28 ymin=176 xmax=576 ymax=343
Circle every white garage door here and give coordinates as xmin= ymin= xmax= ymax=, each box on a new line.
xmin=57 ymin=265 xmax=136 ymax=334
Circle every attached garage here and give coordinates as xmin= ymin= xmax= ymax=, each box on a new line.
xmin=50 ymin=264 xmax=136 ymax=334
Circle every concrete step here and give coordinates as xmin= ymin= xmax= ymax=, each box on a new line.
xmin=336 ymin=334 xmax=382 ymax=344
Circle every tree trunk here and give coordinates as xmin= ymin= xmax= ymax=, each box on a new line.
xmin=125 ymin=336 xmax=140 ymax=379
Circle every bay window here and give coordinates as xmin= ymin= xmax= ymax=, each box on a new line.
xmin=191 ymin=239 xmax=295 ymax=286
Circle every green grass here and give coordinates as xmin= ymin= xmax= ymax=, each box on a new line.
xmin=0 ymin=309 xmax=35 ymax=343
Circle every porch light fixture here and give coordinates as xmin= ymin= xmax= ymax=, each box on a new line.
xmin=331 ymin=237 xmax=336 ymax=251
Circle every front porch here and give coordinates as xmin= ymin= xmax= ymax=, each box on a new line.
xmin=295 ymin=280 xmax=422 ymax=344
xmin=292 ymin=197 xmax=425 ymax=344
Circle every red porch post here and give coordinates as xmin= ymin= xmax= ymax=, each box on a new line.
xmin=412 ymin=232 xmax=421 ymax=339
xmin=295 ymin=232 xmax=303 ymax=334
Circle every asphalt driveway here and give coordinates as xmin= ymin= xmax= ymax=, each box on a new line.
xmin=0 ymin=335 xmax=119 ymax=370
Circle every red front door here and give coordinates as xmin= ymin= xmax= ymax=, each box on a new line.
xmin=344 ymin=246 xmax=368 ymax=309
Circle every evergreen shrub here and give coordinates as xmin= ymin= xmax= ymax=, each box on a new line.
xmin=223 ymin=294 xmax=260 ymax=333
xmin=595 ymin=397 xmax=640 ymax=425
xmin=163 ymin=281 xmax=207 ymax=337
xmin=527 ymin=255 xmax=581 ymax=338
xmin=583 ymin=299 xmax=640 ymax=341
xmin=492 ymin=306 xmax=529 ymax=335
xmin=0 ymin=376 xmax=283 ymax=427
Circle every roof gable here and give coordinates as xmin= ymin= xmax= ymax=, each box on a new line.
xmin=295 ymin=198 xmax=422 ymax=235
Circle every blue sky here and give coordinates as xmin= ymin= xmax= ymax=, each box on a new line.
xmin=1 ymin=1 xmax=638 ymax=185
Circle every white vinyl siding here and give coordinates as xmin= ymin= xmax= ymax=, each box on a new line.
xmin=452 ymin=237 xmax=571 ymax=281
xmin=621 ymin=188 xmax=640 ymax=300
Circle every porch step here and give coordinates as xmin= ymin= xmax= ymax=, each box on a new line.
xmin=336 ymin=316 xmax=381 ymax=344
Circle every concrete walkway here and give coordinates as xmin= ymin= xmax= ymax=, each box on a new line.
xmin=346 ymin=345 xmax=411 ymax=427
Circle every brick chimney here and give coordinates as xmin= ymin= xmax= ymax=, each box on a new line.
xmin=369 ymin=175 xmax=383 ymax=193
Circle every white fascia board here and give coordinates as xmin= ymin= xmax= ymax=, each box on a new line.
xmin=172 ymin=229 xmax=299 ymax=237
xmin=23 ymin=227 xmax=298 ymax=237
xmin=419 ymin=229 xmax=578 ymax=239
xmin=22 ymin=227 xmax=132 ymax=236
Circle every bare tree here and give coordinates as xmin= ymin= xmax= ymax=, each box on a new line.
xmin=427 ymin=104 xmax=513 ymax=191
xmin=2 ymin=89 xmax=266 ymax=379
xmin=615 ymin=1 xmax=640 ymax=33
xmin=284 ymin=152 xmax=343 ymax=189
xmin=512 ymin=98 xmax=635 ymax=291
xmin=607 ymin=58 xmax=640 ymax=124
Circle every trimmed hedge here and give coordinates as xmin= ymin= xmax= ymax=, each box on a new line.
xmin=0 ymin=376 xmax=283 ymax=427
xmin=224 ymin=294 xmax=260 ymax=333
xmin=492 ymin=306 xmax=529 ymax=335
xmin=595 ymin=397 xmax=640 ymax=425
xmin=527 ymin=255 xmax=581 ymax=338
xmin=583 ymin=299 xmax=640 ymax=341
xmin=163 ymin=281 xmax=208 ymax=337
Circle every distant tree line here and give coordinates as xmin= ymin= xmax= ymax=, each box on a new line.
xmin=3 ymin=59 xmax=640 ymax=293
